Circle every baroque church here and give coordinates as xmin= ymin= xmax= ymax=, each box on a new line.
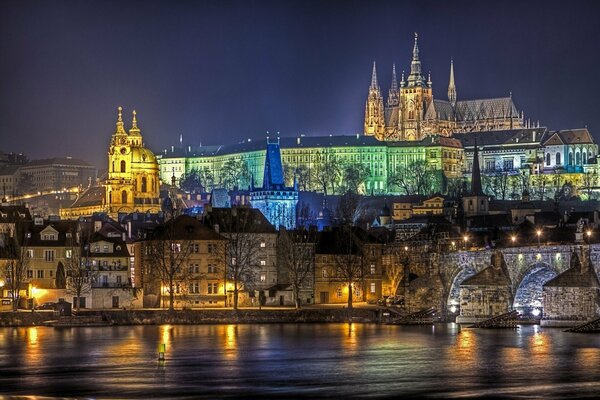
xmin=60 ymin=107 xmax=161 ymax=220
xmin=364 ymin=33 xmax=524 ymax=141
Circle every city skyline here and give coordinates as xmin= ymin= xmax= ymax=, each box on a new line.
xmin=1 ymin=0 xmax=600 ymax=168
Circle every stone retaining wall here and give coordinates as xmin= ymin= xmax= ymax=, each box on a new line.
xmin=1 ymin=308 xmax=379 ymax=326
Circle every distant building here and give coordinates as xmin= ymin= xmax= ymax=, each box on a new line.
xmin=61 ymin=107 xmax=161 ymax=220
xmin=18 ymin=157 xmax=96 ymax=194
xmin=365 ymin=34 xmax=523 ymax=141
xmin=250 ymin=140 xmax=298 ymax=230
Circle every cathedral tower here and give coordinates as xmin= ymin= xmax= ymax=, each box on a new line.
xmin=448 ymin=59 xmax=457 ymax=106
xmin=363 ymin=61 xmax=385 ymax=140
xmin=106 ymin=107 xmax=160 ymax=218
xmin=399 ymin=33 xmax=433 ymax=141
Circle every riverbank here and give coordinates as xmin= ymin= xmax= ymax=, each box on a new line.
xmin=0 ymin=308 xmax=380 ymax=327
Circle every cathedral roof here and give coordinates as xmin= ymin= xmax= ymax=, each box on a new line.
xmin=425 ymin=99 xmax=455 ymax=121
xmin=454 ymin=97 xmax=518 ymax=121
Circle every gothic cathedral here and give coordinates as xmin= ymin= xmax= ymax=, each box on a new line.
xmin=364 ymin=33 xmax=524 ymax=141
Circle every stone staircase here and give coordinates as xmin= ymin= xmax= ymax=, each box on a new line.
xmin=469 ymin=310 xmax=520 ymax=329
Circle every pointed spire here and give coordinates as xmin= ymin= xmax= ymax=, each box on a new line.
xmin=427 ymin=71 xmax=432 ymax=86
xmin=129 ymin=110 xmax=141 ymax=136
xmin=448 ymin=58 xmax=457 ymax=106
xmin=115 ymin=106 xmax=126 ymax=135
xmin=407 ymin=32 xmax=426 ymax=87
xmin=387 ymin=64 xmax=399 ymax=107
xmin=400 ymin=70 xmax=405 ymax=86
xmin=471 ymin=140 xmax=484 ymax=196
xmin=370 ymin=61 xmax=379 ymax=90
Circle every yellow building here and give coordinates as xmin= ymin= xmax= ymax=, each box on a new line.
xmin=365 ymin=33 xmax=523 ymax=141
xmin=392 ymin=195 xmax=446 ymax=221
xmin=61 ymin=107 xmax=161 ymax=219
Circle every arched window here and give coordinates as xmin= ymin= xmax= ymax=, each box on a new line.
xmin=569 ymin=152 xmax=573 ymax=165
xmin=141 ymin=177 xmax=147 ymax=192
xmin=583 ymin=151 xmax=587 ymax=164
xmin=408 ymin=110 xmax=414 ymax=119
xmin=112 ymin=161 xmax=115 ymax=172
xmin=546 ymin=153 xmax=551 ymax=166
xmin=556 ymin=152 xmax=561 ymax=165
xmin=576 ymin=152 xmax=581 ymax=165
xmin=108 ymin=191 xmax=112 ymax=203
xmin=120 ymin=160 xmax=126 ymax=173
xmin=121 ymin=190 xmax=127 ymax=204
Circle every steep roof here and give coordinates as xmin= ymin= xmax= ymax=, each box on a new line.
xmin=204 ymin=207 xmax=277 ymax=234
xmin=454 ymin=128 xmax=547 ymax=148
xmin=454 ymin=97 xmax=518 ymax=121
xmin=425 ymin=99 xmax=455 ymax=120
xmin=148 ymin=215 xmax=226 ymax=241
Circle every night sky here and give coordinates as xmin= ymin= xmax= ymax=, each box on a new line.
xmin=1 ymin=0 xmax=599 ymax=168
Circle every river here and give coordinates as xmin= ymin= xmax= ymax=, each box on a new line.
xmin=0 ymin=323 xmax=599 ymax=398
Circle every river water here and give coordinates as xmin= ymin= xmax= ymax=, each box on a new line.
xmin=0 ymin=323 xmax=599 ymax=399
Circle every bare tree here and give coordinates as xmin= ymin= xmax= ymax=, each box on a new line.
xmin=483 ymin=172 xmax=509 ymax=199
xmin=64 ymin=228 xmax=96 ymax=312
xmin=313 ymin=153 xmax=341 ymax=195
xmin=582 ymin=169 xmax=598 ymax=200
xmin=383 ymin=246 xmax=407 ymax=298
xmin=332 ymin=226 xmax=367 ymax=318
xmin=336 ymin=191 xmax=363 ymax=225
xmin=220 ymin=159 xmax=251 ymax=190
xmin=341 ymin=162 xmax=370 ymax=194
xmin=144 ymin=216 xmax=195 ymax=310
xmin=388 ymin=160 xmax=441 ymax=195
xmin=210 ymin=208 xmax=263 ymax=309
xmin=278 ymin=228 xmax=315 ymax=309
xmin=1 ymin=233 xmax=29 ymax=311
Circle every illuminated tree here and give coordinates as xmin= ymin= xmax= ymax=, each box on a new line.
xmin=64 ymin=229 xmax=96 ymax=312
xmin=388 ymin=160 xmax=440 ymax=195
xmin=313 ymin=153 xmax=341 ymax=195
xmin=277 ymin=229 xmax=315 ymax=309
xmin=341 ymin=162 xmax=370 ymax=194
xmin=220 ymin=159 xmax=251 ymax=190
xmin=1 ymin=234 xmax=29 ymax=311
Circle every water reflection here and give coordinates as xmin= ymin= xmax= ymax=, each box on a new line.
xmin=0 ymin=324 xmax=599 ymax=398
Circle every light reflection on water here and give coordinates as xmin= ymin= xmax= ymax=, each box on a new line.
xmin=0 ymin=323 xmax=599 ymax=398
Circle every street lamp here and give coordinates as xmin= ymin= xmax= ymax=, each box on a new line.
xmin=511 ymin=235 xmax=516 ymax=245
xmin=536 ymin=229 xmax=542 ymax=246
xmin=463 ymin=235 xmax=469 ymax=250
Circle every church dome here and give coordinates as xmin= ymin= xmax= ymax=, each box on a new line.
xmin=131 ymin=147 xmax=157 ymax=165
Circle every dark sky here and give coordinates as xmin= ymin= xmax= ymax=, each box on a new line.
xmin=1 ymin=0 xmax=599 ymax=168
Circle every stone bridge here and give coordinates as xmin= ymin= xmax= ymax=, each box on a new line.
xmin=402 ymin=243 xmax=600 ymax=318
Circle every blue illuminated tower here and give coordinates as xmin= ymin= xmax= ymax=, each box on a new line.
xmin=250 ymin=139 xmax=298 ymax=229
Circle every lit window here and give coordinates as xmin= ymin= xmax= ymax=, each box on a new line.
xmin=260 ymin=260 xmax=266 ymax=266
xmin=322 ymin=269 xmax=327 ymax=278
xmin=370 ymin=264 xmax=376 ymax=275
xmin=260 ymin=274 xmax=266 ymax=282
xmin=370 ymin=283 xmax=376 ymax=293
xmin=260 ymin=242 xmax=266 ymax=248
xmin=65 ymin=249 xmax=72 ymax=259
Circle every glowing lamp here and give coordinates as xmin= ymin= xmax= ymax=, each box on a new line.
xmin=532 ymin=309 xmax=541 ymax=317
xmin=449 ymin=305 xmax=457 ymax=313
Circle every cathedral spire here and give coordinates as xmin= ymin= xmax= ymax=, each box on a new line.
xmin=387 ymin=64 xmax=399 ymax=107
xmin=115 ymin=106 xmax=126 ymax=135
xmin=370 ymin=61 xmax=379 ymax=89
xmin=407 ymin=32 xmax=426 ymax=87
xmin=448 ymin=58 xmax=457 ymax=106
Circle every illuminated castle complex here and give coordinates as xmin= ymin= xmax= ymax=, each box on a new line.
xmin=365 ymin=33 xmax=524 ymax=141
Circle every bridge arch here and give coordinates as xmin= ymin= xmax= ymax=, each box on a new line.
xmin=512 ymin=262 xmax=559 ymax=315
